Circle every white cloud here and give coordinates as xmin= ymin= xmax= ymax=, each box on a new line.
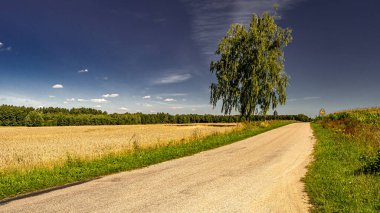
xmin=91 ymin=98 xmax=109 ymax=103
xmin=0 ymin=42 xmax=3 ymax=48
xmin=156 ymin=96 xmax=163 ymax=100
xmin=52 ymin=84 xmax=63 ymax=89
xmin=143 ymin=103 xmax=153 ymax=107
xmin=48 ymin=95 xmax=55 ymax=98
xmin=63 ymin=101 xmax=69 ymax=104
xmin=154 ymin=73 xmax=192 ymax=84
xmin=94 ymin=105 xmax=102 ymax=108
xmin=142 ymin=95 xmax=151 ymax=99
xmin=77 ymin=98 xmax=86 ymax=102
xmin=102 ymin=93 xmax=119 ymax=98
xmin=0 ymin=95 xmax=42 ymax=107
xmin=164 ymin=98 xmax=176 ymax=102
xmin=78 ymin=69 xmax=89 ymax=73
xmin=120 ymin=107 xmax=129 ymax=111
xmin=103 ymin=77 xmax=108 ymax=80
xmin=170 ymin=106 xmax=184 ymax=110
xmin=66 ymin=98 xmax=75 ymax=102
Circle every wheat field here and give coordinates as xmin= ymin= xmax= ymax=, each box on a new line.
xmin=0 ymin=123 xmax=238 ymax=171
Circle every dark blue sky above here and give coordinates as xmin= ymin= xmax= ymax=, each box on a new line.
xmin=1 ymin=0 xmax=380 ymax=116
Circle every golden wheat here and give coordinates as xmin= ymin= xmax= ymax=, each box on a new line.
xmin=0 ymin=123 xmax=237 ymax=171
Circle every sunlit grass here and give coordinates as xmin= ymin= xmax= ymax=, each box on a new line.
xmin=306 ymin=111 xmax=380 ymax=212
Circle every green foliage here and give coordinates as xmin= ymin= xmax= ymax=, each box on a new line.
xmin=24 ymin=111 xmax=44 ymax=127
xmin=296 ymin=114 xmax=311 ymax=122
xmin=361 ymin=150 xmax=380 ymax=176
xmin=210 ymin=12 xmax=292 ymax=120
xmin=0 ymin=121 xmax=293 ymax=200
xmin=0 ymin=104 xmax=309 ymax=127
xmin=323 ymin=108 xmax=380 ymax=125
xmin=0 ymin=105 xmax=34 ymax=126
xmin=307 ymin=107 xmax=380 ymax=212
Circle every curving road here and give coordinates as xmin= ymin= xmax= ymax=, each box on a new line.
xmin=1 ymin=123 xmax=314 ymax=213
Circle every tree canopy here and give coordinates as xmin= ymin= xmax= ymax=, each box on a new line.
xmin=210 ymin=12 xmax=292 ymax=120
xmin=0 ymin=105 xmax=310 ymax=127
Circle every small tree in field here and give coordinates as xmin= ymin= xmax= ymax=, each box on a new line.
xmin=210 ymin=12 xmax=292 ymax=121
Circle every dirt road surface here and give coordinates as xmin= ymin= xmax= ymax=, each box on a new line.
xmin=1 ymin=123 xmax=314 ymax=213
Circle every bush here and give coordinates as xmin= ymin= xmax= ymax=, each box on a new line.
xmin=361 ymin=150 xmax=380 ymax=176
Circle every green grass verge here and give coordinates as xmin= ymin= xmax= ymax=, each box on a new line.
xmin=0 ymin=121 xmax=293 ymax=200
xmin=305 ymin=123 xmax=380 ymax=212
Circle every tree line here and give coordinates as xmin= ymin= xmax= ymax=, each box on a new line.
xmin=0 ymin=105 xmax=310 ymax=127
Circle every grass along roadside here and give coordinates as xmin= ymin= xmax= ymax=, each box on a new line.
xmin=305 ymin=123 xmax=380 ymax=212
xmin=0 ymin=120 xmax=293 ymax=200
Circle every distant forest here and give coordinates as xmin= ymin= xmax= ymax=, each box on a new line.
xmin=0 ymin=105 xmax=311 ymax=127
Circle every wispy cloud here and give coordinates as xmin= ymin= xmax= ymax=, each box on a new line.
xmin=90 ymin=98 xmax=109 ymax=103
xmin=120 ymin=107 xmax=129 ymax=111
xmin=143 ymin=103 xmax=153 ymax=107
xmin=303 ymin=96 xmax=320 ymax=100
xmin=170 ymin=106 xmax=184 ymax=110
xmin=164 ymin=98 xmax=176 ymax=102
xmin=154 ymin=73 xmax=192 ymax=84
xmin=74 ymin=98 xmax=110 ymax=103
xmin=154 ymin=18 xmax=166 ymax=23
xmin=182 ymin=0 xmax=302 ymax=55
xmin=0 ymin=95 xmax=42 ymax=107
xmin=157 ymin=93 xmax=187 ymax=97
xmin=0 ymin=41 xmax=12 ymax=52
xmin=78 ymin=69 xmax=89 ymax=73
xmin=94 ymin=105 xmax=102 ymax=108
xmin=102 ymin=93 xmax=119 ymax=98
xmin=52 ymin=84 xmax=63 ymax=89
xmin=142 ymin=95 xmax=151 ymax=99
xmin=48 ymin=95 xmax=55 ymax=98
xmin=288 ymin=97 xmax=321 ymax=102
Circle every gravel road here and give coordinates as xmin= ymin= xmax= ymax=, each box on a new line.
xmin=1 ymin=123 xmax=314 ymax=213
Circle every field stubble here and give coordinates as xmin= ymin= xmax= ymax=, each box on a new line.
xmin=0 ymin=123 xmax=238 ymax=171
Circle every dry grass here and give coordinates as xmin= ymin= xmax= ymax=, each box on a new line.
xmin=0 ymin=123 xmax=238 ymax=171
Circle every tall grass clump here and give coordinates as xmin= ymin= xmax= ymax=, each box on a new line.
xmin=306 ymin=109 xmax=380 ymax=212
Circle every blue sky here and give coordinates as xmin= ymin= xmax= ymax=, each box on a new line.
xmin=1 ymin=0 xmax=380 ymax=117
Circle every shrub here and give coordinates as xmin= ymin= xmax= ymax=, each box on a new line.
xmin=361 ymin=150 xmax=380 ymax=176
